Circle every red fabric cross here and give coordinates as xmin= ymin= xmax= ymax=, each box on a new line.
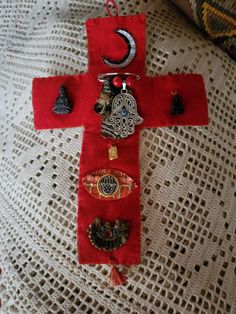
xmin=32 ymin=14 xmax=208 ymax=265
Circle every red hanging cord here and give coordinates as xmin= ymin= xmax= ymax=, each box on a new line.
xmin=106 ymin=0 xmax=119 ymax=17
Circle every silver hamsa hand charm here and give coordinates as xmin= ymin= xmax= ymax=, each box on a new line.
xmin=104 ymin=81 xmax=143 ymax=139
xmin=94 ymin=73 xmax=144 ymax=139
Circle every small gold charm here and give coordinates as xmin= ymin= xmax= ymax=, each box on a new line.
xmin=108 ymin=144 xmax=118 ymax=160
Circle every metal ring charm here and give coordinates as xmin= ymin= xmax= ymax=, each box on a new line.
xmin=88 ymin=218 xmax=129 ymax=251
xmin=98 ymin=72 xmax=140 ymax=82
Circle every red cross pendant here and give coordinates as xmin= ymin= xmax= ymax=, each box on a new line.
xmin=32 ymin=14 xmax=208 ymax=266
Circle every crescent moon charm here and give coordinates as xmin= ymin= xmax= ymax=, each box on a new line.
xmin=103 ymin=29 xmax=136 ymax=68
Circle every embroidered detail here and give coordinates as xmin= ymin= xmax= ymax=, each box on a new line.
xmin=201 ymin=2 xmax=236 ymax=39
xmin=103 ymin=29 xmax=136 ymax=68
xmin=82 ymin=169 xmax=137 ymax=200
xmin=53 ymin=86 xmax=72 ymax=114
xmin=88 ymin=218 xmax=129 ymax=251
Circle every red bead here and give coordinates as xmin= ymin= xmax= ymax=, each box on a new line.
xmin=112 ymin=76 xmax=122 ymax=88
xmin=126 ymin=76 xmax=135 ymax=88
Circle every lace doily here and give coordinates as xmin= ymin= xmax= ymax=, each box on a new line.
xmin=0 ymin=0 xmax=235 ymax=313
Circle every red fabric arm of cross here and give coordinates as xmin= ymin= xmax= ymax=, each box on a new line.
xmin=32 ymin=14 xmax=208 ymax=265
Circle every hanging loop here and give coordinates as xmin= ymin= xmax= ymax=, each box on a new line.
xmin=106 ymin=0 xmax=119 ymax=17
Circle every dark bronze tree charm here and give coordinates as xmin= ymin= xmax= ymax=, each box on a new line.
xmin=171 ymin=91 xmax=185 ymax=115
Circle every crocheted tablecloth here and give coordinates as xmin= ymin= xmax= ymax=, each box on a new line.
xmin=0 ymin=0 xmax=235 ymax=313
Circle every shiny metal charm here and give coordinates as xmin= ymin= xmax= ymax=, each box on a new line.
xmin=94 ymin=73 xmax=143 ymax=139
xmin=104 ymin=82 xmax=143 ymax=139
xmin=88 ymin=218 xmax=129 ymax=251
xmin=97 ymin=174 xmax=119 ymax=197
xmin=103 ymin=29 xmax=136 ymax=68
